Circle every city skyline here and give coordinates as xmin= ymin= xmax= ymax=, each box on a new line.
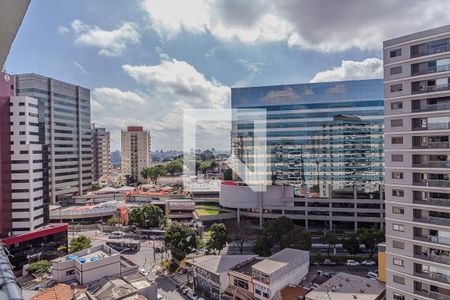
xmin=5 ymin=0 xmax=450 ymax=151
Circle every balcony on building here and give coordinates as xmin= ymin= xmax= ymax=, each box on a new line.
xmin=412 ymin=97 xmax=450 ymax=113
xmin=411 ymin=58 xmax=450 ymax=76
xmin=413 ymin=191 xmax=450 ymax=207
xmin=413 ymin=154 xmax=450 ymax=168
xmin=414 ymin=227 xmax=450 ymax=247
xmin=412 ymin=78 xmax=450 ymax=94
xmin=412 ymin=116 xmax=450 ymax=131
xmin=414 ymin=209 xmax=450 ymax=227
xmin=414 ymin=245 xmax=450 ymax=266
xmin=414 ymin=281 xmax=450 ymax=300
xmin=413 ymin=172 xmax=450 ymax=188
xmin=414 ymin=263 xmax=450 ymax=285
xmin=413 ymin=136 xmax=450 ymax=149
xmin=411 ymin=38 xmax=450 ymax=58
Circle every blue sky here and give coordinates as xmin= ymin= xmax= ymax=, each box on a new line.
xmin=5 ymin=0 xmax=450 ymax=150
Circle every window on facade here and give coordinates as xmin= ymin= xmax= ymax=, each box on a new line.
xmin=390 ymin=48 xmax=402 ymax=58
xmin=392 ymin=189 xmax=404 ymax=197
xmin=393 ymin=276 xmax=405 ymax=286
xmin=392 ymin=172 xmax=403 ymax=179
xmin=390 ymin=84 xmax=403 ymax=92
xmin=391 ymin=101 xmax=403 ymax=109
xmin=391 ymin=154 xmax=403 ymax=162
xmin=393 ymin=258 xmax=404 ymax=266
xmin=392 ymin=206 xmax=404 ymax=214
xmin=392 ymin=240 xmax=405 ymax=249
xmin=390 ymin=66 xmax=402 ymax=75
xmin=392 ymin=292 xmax=405 ymax=300
xmin=391 ymin=137 xmax=403 ymax=144
xmin=391 ymin=119 xmax=403 ymax=127
xmin=393 ymin=224 xmax=405 ymax=232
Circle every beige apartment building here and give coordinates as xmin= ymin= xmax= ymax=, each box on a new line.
xmin=121 ymin=126 xmax=151 ymax=183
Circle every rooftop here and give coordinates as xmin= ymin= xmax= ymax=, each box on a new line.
xmin=252 ymin=248 xmax=309 ymax=275
xmin=306 ymin=273 xmax=385 ymax=300
xmin=53 ymin=244 xmax=117 ymax=264
xmin=231 ymin=258 xmax=262 ymax=276
xmin=30 ymin=283 xmax=78 ymax=300
xmin=280 ymin=285 xmax=309 ymax=300
xmin=189 ymin=255 xmax=257 ymax=275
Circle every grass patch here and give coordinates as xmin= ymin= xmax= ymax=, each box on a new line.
xmin=196 ymin=208 xmax=220 ymax=216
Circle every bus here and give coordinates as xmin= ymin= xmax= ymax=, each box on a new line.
xmin=137 ymin=229 xmax=165 ymax=240
xmin=106 ymin=239 xmax=141 ymax=252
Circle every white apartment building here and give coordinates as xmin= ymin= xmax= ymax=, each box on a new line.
xmin=92 ymin=124 xmax=110 ymax=182
xmin=384 ymin=25 xmax=450 ymax=300
xmin=121 ymin=126 xmax=151 ymax=183
xmin=9 ymin=96 xmax=45 ymax=234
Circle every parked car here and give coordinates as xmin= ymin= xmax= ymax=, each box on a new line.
xmin=362 ymin=260 xmax=376 ymax=266
xmin=346 ymin=259 xmax=361 ymax=266
xmin=187 ymin=291 xmax=198 ymax=300
xmin=157 ymin=294 xmax=165 ymax=300
xmin=367 ymin=271 xmax=379 ymax=279
xmin=323 ymin=259 xmax=337 ymax=266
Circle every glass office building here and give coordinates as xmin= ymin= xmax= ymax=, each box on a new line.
xmin=231 ymin=79 xmax=384 ymax=199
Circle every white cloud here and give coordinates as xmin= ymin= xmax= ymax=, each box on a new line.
xmin=140 ymin=0 xmax=450 ymax=52
xmin=92 ymin=55 xmax=230 ymax=150
xmin=72 ymin=61 xmax=87 ymax=74
xmin=68 ymin=19 xmax=140 ymax=56
xmin=310 ymin=58 xmax=383 ymax=83
xmin=57 ymin=25 xmax=70 ymax=35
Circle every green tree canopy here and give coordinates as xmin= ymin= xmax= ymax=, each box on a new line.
xmin=107 ymin=216 xmax=121 ymax=226
xmin=207 ymin=223 xmax=228 ymax=254
xmin=199 ymin=161 xmax=212 ymax=175
xmin=280 ymin=226 xmax=312 ymax=251
xmin=165 ymin=159 xmax=183 ymax=175
xmin=142 ymin=165 xmax=167 ymax=184
xmin=357 ymin=227 xmax=385 ymax=258
xmin=252 ymin=235 xmax=272 ymax=257
xmin=164 ymin=222 xmax=197 ymax=264
xmin=342 ymin=234 xmax=360 ymax=256
xmin=223 ymin=168 xmax=233 ymax=180
xmin=320 ymin=231 xmax=339 ymax=257
xmin=128 ymin=204 xmax=164 ymax=228
xmin=264 ymin=216 xmax=295 ymax=246
xmin=69 ymin=236 xmax=91 ymax=253
xmin=27 ymin=260 xmax=51 ymax=275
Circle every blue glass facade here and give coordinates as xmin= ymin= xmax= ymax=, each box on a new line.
xmin=231 ymin=79 xmax=384 ymax=198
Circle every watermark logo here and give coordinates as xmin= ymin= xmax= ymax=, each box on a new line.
xmin=182 ymin=108 xmax=268 ymax=192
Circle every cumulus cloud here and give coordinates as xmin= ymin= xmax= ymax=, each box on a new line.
xmin=140 ymin=0 xmax=450 ymax=52
xmin=66 ymin=19 xmax=140 ymax=56
xmin=92 ymin=55 xmax=231 ymax=150
xmin=310 ymin=58 xmax=383 ymax=83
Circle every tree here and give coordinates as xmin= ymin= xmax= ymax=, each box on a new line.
xmin=252 ymin=235 xmax=272 ymax=256
xmin=164 ymin=222 xmax=197 ymax=264
xmin=27 ymin=260 xmax=51 ymax=275
xmin=312 ymin=251 xmax=323 ymax=264
xmin=207 ymin=223 xmax=227 ymax=254
xmin=343 ymin=234 xmax=360 ymax=256
xmin=128 ymin=204 xmax=164 ymax=228
xmin=165 ymin=159 xmax=183 ymax=175
xmin=264 ymin=216 xmax=295 ymax=246
xmin=280 ymin=226 xmax=311 ymax=251
xmin=320 ymin=231 xmax=339 ymax=257
xmin=69 ymin=236 xmax=91 ymax=253
xmin=107 ymin=217 xmax=121 ymax=226
xmin=357 ymin=227 xmax=385 ymax=258
xmin=223 ymin=168 xmax=233 ymax=180
xmin=140 ymin=168 xmax=149 ymax=183
xmin=227 ymin=222 xmax=252 ymax=254
xmin=199 ymin=161 xmax=212 ymax=175
xmin=124 ymin=174 xmax=134 ymax=186
xmin=144 ymin=165 xmax=167 ymax=184
xmin=210 ymin=160 xmax=219 ymax=173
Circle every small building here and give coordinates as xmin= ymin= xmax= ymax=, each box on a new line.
xmin=251 ymin=248 xmax=309 ymax=300
xmin=166 ymin=199 xmax=196 ymax=224
xmin=51 ymin=244 xmax=138 ymax=285
xmin=305 ymin=273 xmax=385 ymax=300
xmin=190 ymin=255 xmax=257 ymax=300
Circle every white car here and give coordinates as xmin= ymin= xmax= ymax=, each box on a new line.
xmin=346 ymin=259 xmax=361 ymax=266
xmin=157 ymin=294 xmax=165 ymax=300
xmin=367 ymin=271 xmax=378 ymax=279
xmin=362 ymin=260 xmax=376 ymax=266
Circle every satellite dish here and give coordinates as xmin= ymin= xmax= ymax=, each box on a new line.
xmin=4 ymin=73 xmax=10 ymax=82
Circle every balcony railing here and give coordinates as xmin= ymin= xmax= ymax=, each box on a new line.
xmin=411 ymin=45 xmax=450 ymax=58
xmin=412 ymin=102 xmax=450 ymax=113
xmin=414 ymin=289 xmax=449 ymax=300
xmin=412 ymin=84 xmax=450 ymax=94
xmin=414 ymin=198 xmax=450 ymax=207
xmin=414 ymin=180 xmax=450 ymax=188
xmin=413 ymin=161 xmax=450 ymax=168
xmin=413 ymin=142 xmax=450 ymax=149
xmin=414 ymin=252 xmax=450 ymax=265
xmin=415 ymin=271 xmax=450 ymax=284
xmin=413 ymin=123 xmax=450 ymax=131
xmin=412 ymin=64 xmax=450 ymax=76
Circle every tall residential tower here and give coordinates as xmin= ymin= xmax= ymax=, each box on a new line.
xmin=384 ymin=25 xmax=450 ymax=300
xmin=121 ymin=126 xmax=151 ymax=183
xmin=91 ymin=124 xmax=110 ymax=182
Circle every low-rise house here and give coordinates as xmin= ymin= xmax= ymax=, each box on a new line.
xmin=250 ymin=248 xmax=309 ymax=300
xmin=190 ymin=255 xmax=257 ymax=299
xmin=51 ymin=244 xmax=138 ymax=285
xmin=305 ymin=273 xmax=385 ymax=300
